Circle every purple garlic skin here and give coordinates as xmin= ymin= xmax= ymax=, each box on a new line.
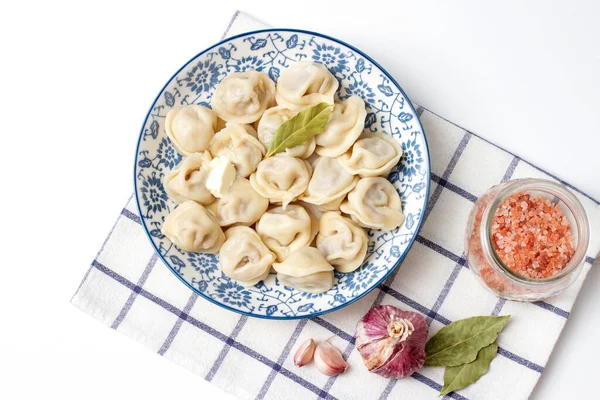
xmin=355 ymin=305 xmax=428 ymax=379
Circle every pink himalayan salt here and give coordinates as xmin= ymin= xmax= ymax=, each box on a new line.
xmin=491 ymin=192 xmax=574 ymax=279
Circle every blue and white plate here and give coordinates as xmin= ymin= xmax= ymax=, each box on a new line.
xmin=134 ymin=29 xmax=430 ymax=319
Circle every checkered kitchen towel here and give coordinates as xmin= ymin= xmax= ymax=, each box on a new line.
xmin=72 ymin=11 xmax=600 ymax=400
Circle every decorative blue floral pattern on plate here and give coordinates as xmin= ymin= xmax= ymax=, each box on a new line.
xmin=134 ymin=29 xmax=430 ymax=319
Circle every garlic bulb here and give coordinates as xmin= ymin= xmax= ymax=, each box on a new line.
xmin=355 ymin=305 xmax=428 ymax=379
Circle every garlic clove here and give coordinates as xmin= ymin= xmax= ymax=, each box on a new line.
xmin=314 ymin=340 xmax=349 ymax=376
xmin=293 ymin=338 xmax=316 ymax=367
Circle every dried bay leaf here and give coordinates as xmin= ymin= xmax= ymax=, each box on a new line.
xmin=424 ymin=315 xmax=510 ymax=367
xmin=440 ymin=342 xmax=498 ymax=396
xmin=265 ymin=102 xmax=332 ymax=158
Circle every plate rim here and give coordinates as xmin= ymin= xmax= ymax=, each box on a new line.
xmin=133 ymin=28 xmax=432 ymax=320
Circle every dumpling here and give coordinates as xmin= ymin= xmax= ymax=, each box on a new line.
xmin=256 ymin=106 xmax=293 ymax=146
xmin=272 ymin=247 xmax=334 ymax=294
xmin=209 ymin=122 xmax=266 ymax=178
xmin=212 ymin=70 xmax=276 ymax=124
xmin=163 ymin=151 xmax=214 ymax=205
xmin=257 ymin=105 xmax=316 ymax=159
xmin=316 ymin=212 xmax=368 ymax=273
xmin=256 ymin=204 xmax=316 ymax=261
xmin=249 ymin=155 xmax=311 ymax=208
xmin=217 ymin=117 xmax=257 ymax=138
xmin=207 ymin=178 xmax=268 ymax=226
xmin=165 ymin=105 xmax=217 ymax=155
xmin=340 ymin=177 xmax=405 ymax=231
xmin=219 ymin=226 xmax=275 ymax=286
xmin=301 ymin=156 xmax=359 ymax=211
xmin=315 ymin=96 xmax=367 ymax=157
xmin=161 ymin=200 xmax=224 ymax=253
xmin=338 ymin=133 xmax=403 ymax=177
xmin=276 ymin=62 xmax=339 ymax=111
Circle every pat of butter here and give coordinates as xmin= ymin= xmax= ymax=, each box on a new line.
xmin=206 ymin=156 xmax=236 ymax=198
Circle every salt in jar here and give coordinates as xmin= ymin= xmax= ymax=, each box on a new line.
xmin=465 ymin=179 xmax=590 ymax=301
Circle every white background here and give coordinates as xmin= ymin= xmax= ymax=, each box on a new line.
xmin=1 ymin=1 xmax=598 ymax=399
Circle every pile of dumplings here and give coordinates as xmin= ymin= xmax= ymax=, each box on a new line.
xmin=160 ymin=61 xmax=405 ymax=294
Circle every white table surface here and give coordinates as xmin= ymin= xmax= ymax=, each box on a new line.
xmin=1 ymin=1 xmax=598 ymax=399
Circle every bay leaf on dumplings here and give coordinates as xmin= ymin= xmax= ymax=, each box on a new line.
xmin=440 ymin=341 xmax=498 ymax=396
xmin=265 ymin=102 xmax=332 ymax=158
xmin=424 ymin=315 xmax=510 ymax=367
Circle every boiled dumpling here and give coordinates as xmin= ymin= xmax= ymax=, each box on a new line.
xmin=315 ymin=96 xmax=367 ymax=157
xmin=301 ymin=156 xmax=359 ymax=211
xmin=212 ymin=70 xmax=276 ymax=124
xmin=249 ymin=155 xmax=311 ymax=208
xmin=338 ymin=133 xmax=403 ymax=177
xmin=256 ymin=204 xmax=316 ymax=261
xmin=165 ymin=105 xmax=217 ymax=155
xmin=340 ymin=177 xmax=405 ymax=231
xmin=256 ymin=106 xmax=293 ymax=146
xmin=209 ymin=122 xmax=266 ymax=178
xmin=161 ymin=200 xmax=225 ymax=253
xmin=163 ymin=151 xmax=214 ymax=205
xmin=219 ymin=226 xmax=275 ymax=286
xmin=217 ymin=117 xmax=257 ymax=138
xmin=272 ymin=247 xmax=334 ymax=294
xmin=276 ymin=62 xmax=339 ymax=111
xmin=316 ymin=212 xmax=368 ymax=273
xmin=207 ymin=178 xmax=268 ymax=227
xmin=257 ymin=105 xmax=316 ymax=159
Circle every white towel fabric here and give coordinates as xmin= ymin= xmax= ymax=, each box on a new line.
xmin=72 ymin=11 xmax=599 ymax=400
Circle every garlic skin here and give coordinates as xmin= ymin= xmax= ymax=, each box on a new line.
xmin=314 ymin=340 xmax=349 ymax=376
xmin=355 ymin=305 xmax=428 ymax=379
xmin=294 ymin=338 xmax=316 ymax=367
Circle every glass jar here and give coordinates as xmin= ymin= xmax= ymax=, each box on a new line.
xmin=465 ymin=178 xmax=590 ymax=301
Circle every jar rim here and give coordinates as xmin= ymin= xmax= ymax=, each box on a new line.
xmin=479 ymin=178 xmax=590 ymax=286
